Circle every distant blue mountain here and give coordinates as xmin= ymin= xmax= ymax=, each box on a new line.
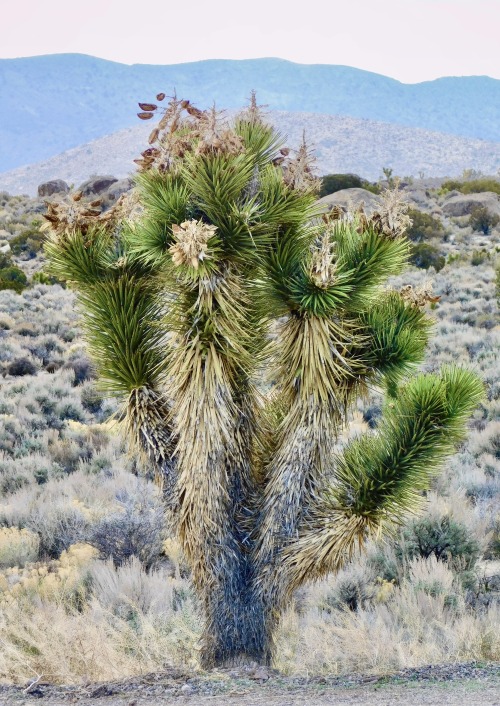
xmin=1 ymin=54 xmax=499 ymax=173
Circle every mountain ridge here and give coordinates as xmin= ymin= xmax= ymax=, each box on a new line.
xmin=1 ymin=54 xmax=499 ymax=173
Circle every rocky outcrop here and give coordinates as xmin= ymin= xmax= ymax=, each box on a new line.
xmin=78 ymin=175 xmax=118 ymax=197
xmin=317 ymin=187 xmax=380 ymax=214
xmin=104 ymin=178 xmax=133 ymax=202
xmin=442 ymin=192 xmax=500 ymax=217
xmin=37 ymin=179 xmax=69 ymax=198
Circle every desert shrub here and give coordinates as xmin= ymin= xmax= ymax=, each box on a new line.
xmin=9 ymin=227 xmax=44 ymax=258
xmin=0 ymin=280 xmax=25 ymax=294
xmin=25 ymin=504 xmax=89 ymax=558
xmin=406 ymin=555 xmax=458 ymax=604
xmin=0 ymin=527 xmax=40 ymax=568
xmin=0 ymin=313 xmax=14 ymax=330
xmin=7 ymin=357 xmax=37 ymax=376
xmin=410 ymin=243 xmax=445 ymax=271
xmin=397 ymin=515 xmax=480 ymax=570
xmin=13 ymin=321 xmax=39 ymax=337
xmin=63 ymin=356 xmax=95 ymax=386
xmin=470 ymin=422 xmax=500 ymax=460
xmin=441 ymin=178 xmax=500 ymax=196
xmin=0 ymin=473 xmax=30 ymax=495
xmin=406 ymin=208 xmax=443 ymax=243
xmin=48 ymin=436 xmax=91 ymax=473
xmin=319 ymin=173 xmax=379 ymax=198
xmin=31 ymin=269 xmax=65 ymax=287
xmin=320 ymin=562 xmax=375 ymax=612
xmin=33 ymin=467 xmax=49 ymax=485
xmin=56 ymin=401 xmax=86 ymax=423
xmin=368 ymin=546 xmax=400 ymax=584
xmin=471 ymin=249 xmax=490 ymax=267
xmin=469 ymin=206 xmax=500 ymax=235
xmin=80 ymin=384 xmax=104 ymax=414
xmin=88 ymin=494 xmax=166 ymax=569
xmin=485 ymin=516 xmax=500 ymax=559
xmin=0 ymin=252 xmax=13 ymax=269
xmin=0 ymin=266 xmax=28 ymax=293
xmin=26 ymin=334 xmax=64 ymax=365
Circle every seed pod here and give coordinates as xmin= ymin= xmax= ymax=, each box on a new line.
xmin=186 ymin=105 xmax=203 ymax=118
xmin=138 ymin=103 xmax=157 ymax=112
xmin=138 ymin=112 xmax=154 ymax=120
xmin=156 ymin=92 xmax=166 ymax=101
xmin=280 ymin=147 xmax=290 ymax=156
xmin=148 ymin=127 xmax=160 ymax=144
xmin=180 ymin=100 xmax=190 ymax=109
xmin=72 ymin=191 xmax=83 ymax=202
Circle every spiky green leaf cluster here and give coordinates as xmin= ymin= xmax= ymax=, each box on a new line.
xmin=330 ymin=366 xmax=484 ymax=524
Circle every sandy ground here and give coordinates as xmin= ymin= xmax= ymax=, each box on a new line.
xmin=1 ymin=662 xmax=500 ymax=706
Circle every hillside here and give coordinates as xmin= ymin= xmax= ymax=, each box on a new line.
xmin=1 ymin=54 xmax=500 ymax=172
xmin=2 ymin=112 xmax=500 ymax=196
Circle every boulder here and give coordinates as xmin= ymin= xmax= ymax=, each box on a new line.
xmin=442 ymin=192 xmax=500 ymax=217
xmin=78 ymin=175 xmax=118 ymax=197
xmin=104 ymin=178 xmax=133 ymax=202
xmin=406 ymin=189 xmax=434 ymax=210
xmin=37 ymin=179 xmax=70 ymax=198
xmin=317 ymin=188 xmax=379 ymax=215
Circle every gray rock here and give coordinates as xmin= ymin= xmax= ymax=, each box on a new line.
xmin=406 ymin=189 xmax=430 ymax=207
xmin=443 ymin=189 xmax=462 ymax=200
xmin=37 ymin=179 xmax=69 ymax=198
xmin=104 ymin=178 xmax=133 ymax=202
xmin=317 ymin=187 xmax=379 ymax=214
xmin=442 ymin=192 xmax=500 ymax=217
xmin=78 ymin=175 xmax=118 ymax=197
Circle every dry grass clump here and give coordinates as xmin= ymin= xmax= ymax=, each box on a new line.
xmin=1 ymin=544 xmax=498 ymax=685
xmin=0 ymin=528 xmax=39 ymax=568
xmin=0 ymin=551 xmax=200 ymax=684
xmin=275 ymin=562 xmax=500 ymax=676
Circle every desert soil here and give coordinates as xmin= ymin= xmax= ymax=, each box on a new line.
xmin=1 ymin=662 xmax=500 ymax=706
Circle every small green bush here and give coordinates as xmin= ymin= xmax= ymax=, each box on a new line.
xmin=471 ymin=249 xmax=490 ymax=266
xmin=9 ymin=227 xmax=45 ymax=258
xmin=31 ymin=269 xmax=66 ymax=287
xmin=406 ymin=208 xmax=444 ymax=243
xmin=0 ymin=265 xmax=28 ymax=293
xmin=441 ymin=178 xmax=500 ymax=196
xmin=469 ymin=206 xmax=500 ymax=235
xmin=397 ymin=515 xmax=480 ymax=570
xmin=0 ymin=279 xmax=25 ymax=293
xmin=410 ymin=243 xmax=445 ymax=271
xmin=319 ymin=173 xmax=379 ymax=198
xmin=0 ymin=252 xmax=13 ymax=269
xmin=81 ymin=384 xmax=104 ymax=414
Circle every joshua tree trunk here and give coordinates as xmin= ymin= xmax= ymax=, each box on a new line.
xmin=44 ymin=95 xmax=482 ymax=668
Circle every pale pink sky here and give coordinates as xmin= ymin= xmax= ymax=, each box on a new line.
xmin=2 ymin=0 xmax=499 ymax=83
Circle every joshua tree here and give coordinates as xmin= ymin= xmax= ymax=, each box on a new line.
xmin=44 ymin=96 xmax=482 ymax=668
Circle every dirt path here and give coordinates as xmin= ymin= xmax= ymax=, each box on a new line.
xmin=1 ymin=663 xmax=499 ymax=706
